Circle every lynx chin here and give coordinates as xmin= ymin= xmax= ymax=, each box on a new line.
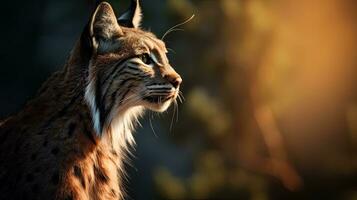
xmin=0 ymin=1 xmax=182 ymax=199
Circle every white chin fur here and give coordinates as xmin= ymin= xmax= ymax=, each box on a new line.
xmin=144 ymin=99 xmax=172 ymax=112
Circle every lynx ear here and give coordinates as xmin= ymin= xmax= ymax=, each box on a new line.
xmin=118 ymin=0 xmax=142 ymax=28
xmin=90 ymin=2 xmax=123 ymax=52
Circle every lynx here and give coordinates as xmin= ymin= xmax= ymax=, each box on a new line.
xmin=0 ymin=1 xmax=182 ymax=199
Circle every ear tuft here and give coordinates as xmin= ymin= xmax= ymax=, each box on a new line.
xmin=118 ymin=0 xmax=142 ymax=28
xmin=90 ymin=2 xmax=123 ymax=52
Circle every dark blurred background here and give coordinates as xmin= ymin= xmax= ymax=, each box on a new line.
xmin=1 ymin=0 xmax=357 ymax=199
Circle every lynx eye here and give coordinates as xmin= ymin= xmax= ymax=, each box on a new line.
xmin=139 ymin=53 xmax=153 ymax=65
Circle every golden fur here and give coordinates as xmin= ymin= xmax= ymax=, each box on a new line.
xmin=0 ymin=1 xmax=181 ymax=199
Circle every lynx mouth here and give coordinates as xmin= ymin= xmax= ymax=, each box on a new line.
xmin=143 ymin=94 xmax=175 ymax=104
xmin=142 ymin=92 xmax=177 ymax=112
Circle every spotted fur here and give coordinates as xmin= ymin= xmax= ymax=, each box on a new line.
xmin=0 ymin=1 xmax=181 ymax=199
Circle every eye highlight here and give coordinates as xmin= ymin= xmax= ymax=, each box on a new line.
xmin=139 ymin=53 xmax=153 ymax=65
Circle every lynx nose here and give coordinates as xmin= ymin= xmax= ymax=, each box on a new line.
xmin=172 ymin=77 xmax=182 ymax=88
xmin=166 ymin=75 xmax=182 ymax=89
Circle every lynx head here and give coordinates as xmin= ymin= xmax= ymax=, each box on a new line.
xmin=81 ymin=1 xmax=182 ymax=136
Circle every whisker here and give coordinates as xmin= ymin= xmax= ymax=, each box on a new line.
xmin=175 ymin=99 xmax=179 ymax=123
xmin=167 ymin=48 xmax=176 ymax=54
xmin=179 ymin=91 xmax=185 ymax=102
xmin=179 ymin=90 xmax=184 ymax=97
xmin=162 ymin=28 xmax=184 ymax=40
xmin=169 ymin=99 xmax=176 ymax=132
xmin=177 ymin=92 xmax=184 ymax=103
xmin=177 ymin=94 xmax=182 ymax=103
xmin=149 ymin=112 xmax=158 ymax=138
xmin=161 ymin=14 xmax=195 ymax=40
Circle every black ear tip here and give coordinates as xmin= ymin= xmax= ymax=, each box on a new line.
xmin=95 ymin=0 xmax=104 ymax=7
xmin=129 ymin=0 xmax=140 ymax=12
xmin=117 ymin=0 xmax=142 ymax=28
